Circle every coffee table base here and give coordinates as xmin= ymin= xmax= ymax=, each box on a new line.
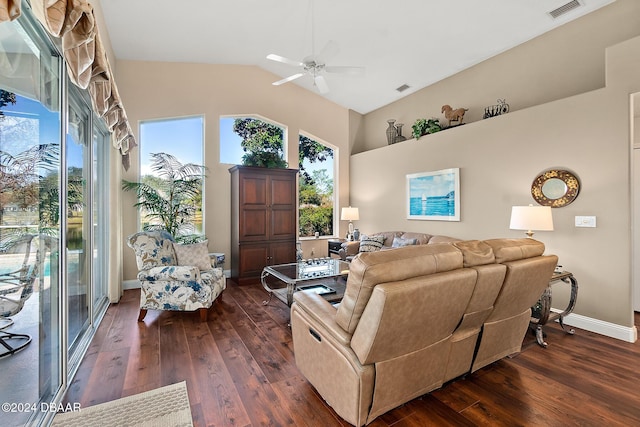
xmin=261 ymin=269 xmax=346 ymax=307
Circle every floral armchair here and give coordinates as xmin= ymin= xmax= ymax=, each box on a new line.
xmin=126 ymin=230 xmax=225 ymax=322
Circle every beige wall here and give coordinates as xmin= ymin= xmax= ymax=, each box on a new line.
xmin=114 ymin=61 xmax=353 ymax=281
xmin=357 ymin=0 xmax=640 ymax=153
xmin=349 ymin=1 xmax=640 ymax=331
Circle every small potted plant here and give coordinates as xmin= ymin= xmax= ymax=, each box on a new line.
xmin=411 ymin=118 xmax=442 ymax=140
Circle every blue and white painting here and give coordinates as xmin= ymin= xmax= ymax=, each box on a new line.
xmin=407 ymin=168 xmax=460 ymax=221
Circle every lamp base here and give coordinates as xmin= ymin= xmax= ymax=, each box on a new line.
xmin=525 ymin=230 xmax=535 ymax=238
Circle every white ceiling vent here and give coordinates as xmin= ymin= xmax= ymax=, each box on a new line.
xmin=396 ymin=84 xmax=410 ymax=93
xmin=548 ymin=0 xmax=582 ymax=19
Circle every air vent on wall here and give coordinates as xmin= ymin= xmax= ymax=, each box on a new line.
xmin=548 ymin=0 xmax=582 ymax=19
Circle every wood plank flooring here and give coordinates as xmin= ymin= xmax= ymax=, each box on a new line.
xmin=64 ymin=281 xmax=640 ymax=426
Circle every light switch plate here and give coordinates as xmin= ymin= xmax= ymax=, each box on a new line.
xmin=575 ymin=216 xmax=596 ymax=227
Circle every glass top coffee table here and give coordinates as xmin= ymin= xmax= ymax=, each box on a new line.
xmin=261 ymin=258 xmax=350 ymax=306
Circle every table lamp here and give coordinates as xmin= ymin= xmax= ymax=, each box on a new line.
xmin=341 ymin=206 xmax=359 ymax=239
xmin=509 ymin=205 xmax=554 ymax=238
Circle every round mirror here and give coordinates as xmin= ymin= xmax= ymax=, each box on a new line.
xmin=541 ymin=178 xmax=568 ymax=200
xmin=531 ymin=169 xmax=580 ymax=207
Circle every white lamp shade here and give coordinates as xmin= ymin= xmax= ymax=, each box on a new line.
xmin=510 ymin=205 xmax=554 ymax=231
xmin=341 ymin=207 xmax=360 ymax=221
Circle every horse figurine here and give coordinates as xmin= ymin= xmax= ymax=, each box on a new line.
xmin=441 ymin=105 xmax=468 ymax=126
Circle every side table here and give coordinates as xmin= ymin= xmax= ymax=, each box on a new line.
xmin=530 ymin=270 xmax=578 ymax=347
xmin=209 ymin=252 xmax=225 ymax=269
xmin=328 ymin=239 xmax=346 ymax=258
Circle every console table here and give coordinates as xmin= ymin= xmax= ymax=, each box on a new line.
xmin=530 ymin=270 xmax=578 ymax=347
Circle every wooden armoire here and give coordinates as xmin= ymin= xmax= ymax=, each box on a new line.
xmin=229 ymin=166 xmax=298 ymax=284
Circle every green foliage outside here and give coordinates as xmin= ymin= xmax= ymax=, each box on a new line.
xmin=0 ymin=143 xmax=61 ymax=239
xmin=231 ymin=118 xmax=334 ymax=237
xmin=234 ymin=118 xmax=288 ymax=168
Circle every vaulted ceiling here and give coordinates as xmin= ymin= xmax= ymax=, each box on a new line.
xmin=100 ymin=0 xmax=615 ymax=114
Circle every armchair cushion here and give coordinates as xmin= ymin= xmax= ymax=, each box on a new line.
xmin=172 ymin=240 xmax=211 ymax=271
xmin=138 ymin=265 xmax=200 ymax=282
xmin=127 ymin=230 xmax=176 ymax=270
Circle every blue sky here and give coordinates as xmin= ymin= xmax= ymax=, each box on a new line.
xmin=140 ymin=116 xmax=205 ymax=175
xmin=140 ymin=116 xmax=332 ymax=176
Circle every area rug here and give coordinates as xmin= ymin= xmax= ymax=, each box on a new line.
xmin=51 ymin=381 xmax=193 ymax=427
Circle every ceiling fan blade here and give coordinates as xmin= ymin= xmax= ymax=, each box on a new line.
xmin=272 ymin=73 xmax=305 ymax=86
xmin=324 ymin=66 xmax=365 ymax=76
xmin=314 ymin=75 xmax=329 ymax=94
xmin=267 ymin=54 xmax=303 ymax=68
xmin=316 ymin=40 xmax=339 ymax=63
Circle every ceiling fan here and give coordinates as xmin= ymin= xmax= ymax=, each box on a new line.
xmin=266 ymin=1 xmax=364 ymax=94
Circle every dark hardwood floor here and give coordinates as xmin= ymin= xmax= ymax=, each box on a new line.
xmin=63 ymin=281 xmax=640 ymax=426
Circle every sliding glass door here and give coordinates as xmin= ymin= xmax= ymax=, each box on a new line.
xmin=0 ymin=14 xmax=63 ymax=427
xmin=66 ymin=90 xmax=90 ymax=354
xmin=0 ymin=8 xmax=111 ymax=426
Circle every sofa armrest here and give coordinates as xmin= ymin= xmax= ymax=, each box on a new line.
xmin=292 ymin=291 xmax=352 ymax=346
xmin=138 ymin=265 xmax=200 ymax=282
xmin=341 ymin=241 xmax=361 ymax=257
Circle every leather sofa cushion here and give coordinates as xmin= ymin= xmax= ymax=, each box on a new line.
xmin=453 ymin=240 xmax=496 ymax=267
xmin=483 ymin=238 xmax=545 ymax=263
xmin=336 ymin=244 xmax=464 ymax=334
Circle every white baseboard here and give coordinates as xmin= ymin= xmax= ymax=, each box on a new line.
xmin=552 ymin=309 xmax=638 ymax=343
xmin=122 ymin=279 xmax=140 ymax=290
xmin=122 ymin=270 xmax=231 ymax=291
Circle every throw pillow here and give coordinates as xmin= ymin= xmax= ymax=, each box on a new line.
xmin=359 ymin=235 xmax=385 ymax=252
xmin=391 ymin=236 xmax=418 ymax=248
xmin=172 ymin=240 xmax=211 ymax=271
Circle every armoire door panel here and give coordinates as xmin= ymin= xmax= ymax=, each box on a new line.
xmin=271 ymin=208 xmax=296 ymax=239
xmin=240 ymin=175 xmax=268 ymax=206
xmin=270 ymin=177 xmax=296 ymax=206
xmin=270 ymin=241 xmax=296 ymax=266
xmin=238 ymin=244 xmax=269 ymax=278
xmin=240 ymin=208 xmax=268 ymax=240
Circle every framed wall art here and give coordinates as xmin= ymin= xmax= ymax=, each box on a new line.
xmin=406 ymin=168 xmax=460 ymax=221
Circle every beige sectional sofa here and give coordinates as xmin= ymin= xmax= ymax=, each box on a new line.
xmin=337 ymin=230 xmax=460 ymax=261
xmin=291 ymin=238 xmax=557 ymax=426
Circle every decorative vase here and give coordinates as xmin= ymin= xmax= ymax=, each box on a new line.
xmin=386 ymin=119 xmax=397 ymax=145
xmin=353 ymin=229 xmax=360 ymax=241
xmin=394 ymin=123 xmax=407 ymax=143
xmin=296 ymin=242 xmax=303 ymax=261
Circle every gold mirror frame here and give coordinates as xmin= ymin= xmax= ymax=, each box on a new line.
xmin=531 ymin=169 xmax=580 ymax=207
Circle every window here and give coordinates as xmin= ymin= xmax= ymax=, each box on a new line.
xmin=219 ymin=116 xmax=286 ymax=166
xmin=298 ymin=134 xmax=335 ymax=238
xmin=138 ymin=116 xmax=205 ymax=237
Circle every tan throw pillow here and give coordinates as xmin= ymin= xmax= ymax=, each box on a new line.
xmin=172 ymin=240 xmax=211 ymax=271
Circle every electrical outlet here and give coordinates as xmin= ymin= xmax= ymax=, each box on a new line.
xmin=575 ymin=216 xmax=596 ymax=228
